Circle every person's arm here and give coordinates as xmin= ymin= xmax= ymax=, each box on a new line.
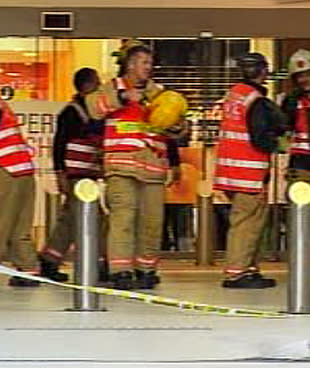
xmin=246 ymin=97 xmax=289 ymax=153
xmin=53 ymin=106 xmax=82 ymax=193
xmin=281 ymin=90 xmax=301 ymax=132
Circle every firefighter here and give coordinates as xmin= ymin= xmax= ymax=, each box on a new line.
xmin=214 ymin=53 xmax=288 ymax=288
xmin=0 ymin=99 xmax=40 ymax=286
xmin=40 ymin=68 xmax=107 ymax=282
xmin=86 ymin=40 xmax=185 ymax=290
xmin=281 ymin=49 xmax=310 ymax=184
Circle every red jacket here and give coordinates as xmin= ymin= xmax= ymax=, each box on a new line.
xmin=290 ymin=95 xmax=310 ymax=156
xmin=0 ymin=101 xmax=34 ymax=177
xmin=214 ymin=83 xmax=270 ymax=193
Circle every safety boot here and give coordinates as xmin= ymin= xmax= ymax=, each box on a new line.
xmin=39 ymin=257 xmax=69 ymax=282
xmin=222 ymin=272 xmax=276 ymax=289
xmin=8 ymin=276 xmax=40 ymax=287
xmin=135 ymin=270 xmax=160 ymax=289
xmin=109 ymin=271 xmax=135 ymax=290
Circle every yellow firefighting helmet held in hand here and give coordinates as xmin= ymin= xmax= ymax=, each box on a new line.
xmin=147 ymin=90 xmax=188 ymax=129
xmin=288 ymin=49 xmax=310 ymax=77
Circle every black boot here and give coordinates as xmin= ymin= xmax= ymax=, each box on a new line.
xmin=109 ymin=271 xmax=134 ymax=290
xmin=98 ymin=260 xmax=109 ymax=283
xmin=40 ymin=257 xmax=68 ymax=282
xmin=8 ymin=276 xmax=40 ymax=287
xmin=135 ymin=270 xmax=160 ymax=289
xmin=98 ymin=267 xmax=109 ymax=283
xmin=222 ymin=273 xmax=276 ymax=289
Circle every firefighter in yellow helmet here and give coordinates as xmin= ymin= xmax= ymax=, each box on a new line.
xmin=86 ymin=39 xmax=186 ymax=290
xmin=282 ymin=49 xmax=310 ymax=183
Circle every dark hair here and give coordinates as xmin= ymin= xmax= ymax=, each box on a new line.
xmin=238 ymin=53 xmax=268 ymax=80
xmin=73 ymin=68 xmax=98 ymax=92
xmin=118 ymin=45 xmax=152 ymax=77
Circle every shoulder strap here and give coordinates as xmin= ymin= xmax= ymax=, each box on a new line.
xmin=68 ymin=102 xmax=90 ymax=124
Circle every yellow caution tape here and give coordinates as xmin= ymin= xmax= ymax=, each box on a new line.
xmin=0 ymin=265 xmax=287 ymax=319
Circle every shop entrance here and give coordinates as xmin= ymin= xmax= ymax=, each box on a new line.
xmin=0 ymin=36 xmax=288 ymax=262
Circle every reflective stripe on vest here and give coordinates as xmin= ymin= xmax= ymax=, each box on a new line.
xmin=105 ymin=157 xmax=167 ymax=173
xmin=291 ymin=142 xmax=310 ymax=151
xmin=6 ymin=162 xmax=34 ymax=174
xmin=0 ymin=104 xmax=34 ymax=177
xmin=66 ymin=143 xmax=98 ymax=154
xmin=219 ymin=130 xmax=250 ymax=141
xmin=214 ymin=177 xmax=263 ymax=190
xmin=217 ymin=158 xmax=269 ymax=169
xmin=65 ymin=160 xmax=100 ymax=171
xmin=0 ymin=127 xmax=20 ymax=139
xmin=0 ymin=144 xmax=31 ymax=157
xmin=104 ymin=138 xmax=145 ymax=149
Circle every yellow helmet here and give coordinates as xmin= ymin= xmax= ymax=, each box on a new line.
xmin=147 ymin=90 xmax=188 ymax=129
xmin=288 ymin=49 xmax=310 ymax=77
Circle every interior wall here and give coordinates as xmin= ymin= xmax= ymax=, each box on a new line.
xmin=0 ymin=8 xmax=309 ymax=38
xmin=2 ymin=0 xmax=310 ymax=8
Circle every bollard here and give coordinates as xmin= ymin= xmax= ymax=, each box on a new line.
xmin=70 ymin=179 xmax=105 ymax=312
xmin=196 ymin=194 xmax=213 ymax=265
xmin=287 ymin=181 xmax=310 ymax=314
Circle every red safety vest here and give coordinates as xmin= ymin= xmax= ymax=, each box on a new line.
xmin=290 ymin=96 xmax=310 ymax=156
xmin=0 ymin=101 xmax=34 ymax=177
xmin=104 ymin=78 xmax=167 ymax=157
xmin=64 ymin=102 xmax=101 ymax=178
xmin=214 ymin=83 xmax=270 ymax=193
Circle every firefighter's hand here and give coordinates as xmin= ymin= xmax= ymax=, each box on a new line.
xmin=165 ymin=166 xmax=181 ymax=187
xmin=56 ymin=171 xmax=70 ymax=195
xmin=126 ymin=88 xmax=144 ymax=103
xmin=171 ymin=166 xmax=181 ymax=184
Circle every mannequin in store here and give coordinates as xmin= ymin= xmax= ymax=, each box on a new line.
xmin=40 ymin=68 xmax=107 ymax=282
xmin=85 ymin=39 xmax=185 ymax=290
xmin=281 ymin=49 xmax=310 ymax=185
xmin=214 ymin=53 xmax=288 ymax=288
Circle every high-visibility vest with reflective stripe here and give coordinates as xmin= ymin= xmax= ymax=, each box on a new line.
xmin=64 ymin=137 xmax=101 ymax=178
xmin=104 ymin=78 xmax=167 ymax=157
xmin=214 ymin=83 xmax=270 ymax=193
xmin=0 ymin=102 xmax=34 ymax=177
xmin=63 ymin=102 xmax=102 ymax=178
xmin=291 ymin=96 xmax=310 ymax=156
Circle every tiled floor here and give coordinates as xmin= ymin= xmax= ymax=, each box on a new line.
xmin=0 ymin=262 xmax=309 ymax=367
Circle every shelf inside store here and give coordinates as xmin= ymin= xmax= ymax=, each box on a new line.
xmin=153 ymin=65 xmax=242 ymax=108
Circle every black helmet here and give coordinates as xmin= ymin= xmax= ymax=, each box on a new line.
xmin=238 ymin=53 xmax=269 ymax=79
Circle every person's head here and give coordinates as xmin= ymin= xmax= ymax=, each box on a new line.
xmin=119 ymin=44 xmax=153 ymax=82
xmin=238 ymin=53 xmax=269 ymax=84
xmin=73 ymin=68 xmax=100 ymax=95
xmin=288 ymin=49 xmax=310 ymax=92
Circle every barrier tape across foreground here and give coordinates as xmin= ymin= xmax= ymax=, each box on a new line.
xmin=0 ymin=265 xmax=287 ymax=319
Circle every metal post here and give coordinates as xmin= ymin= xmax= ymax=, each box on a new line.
xmin=287 ymin=182 xmax=310 ymax=314
xmin=196 ymin=130 xmax=214 ymax=265
xmin=196 ymin=194 xmax=213 ymax=265
xmin=270 ymin=153 xmax=281 ymax=261
xmin=69 ymin=179 xmax=105 ymax=312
